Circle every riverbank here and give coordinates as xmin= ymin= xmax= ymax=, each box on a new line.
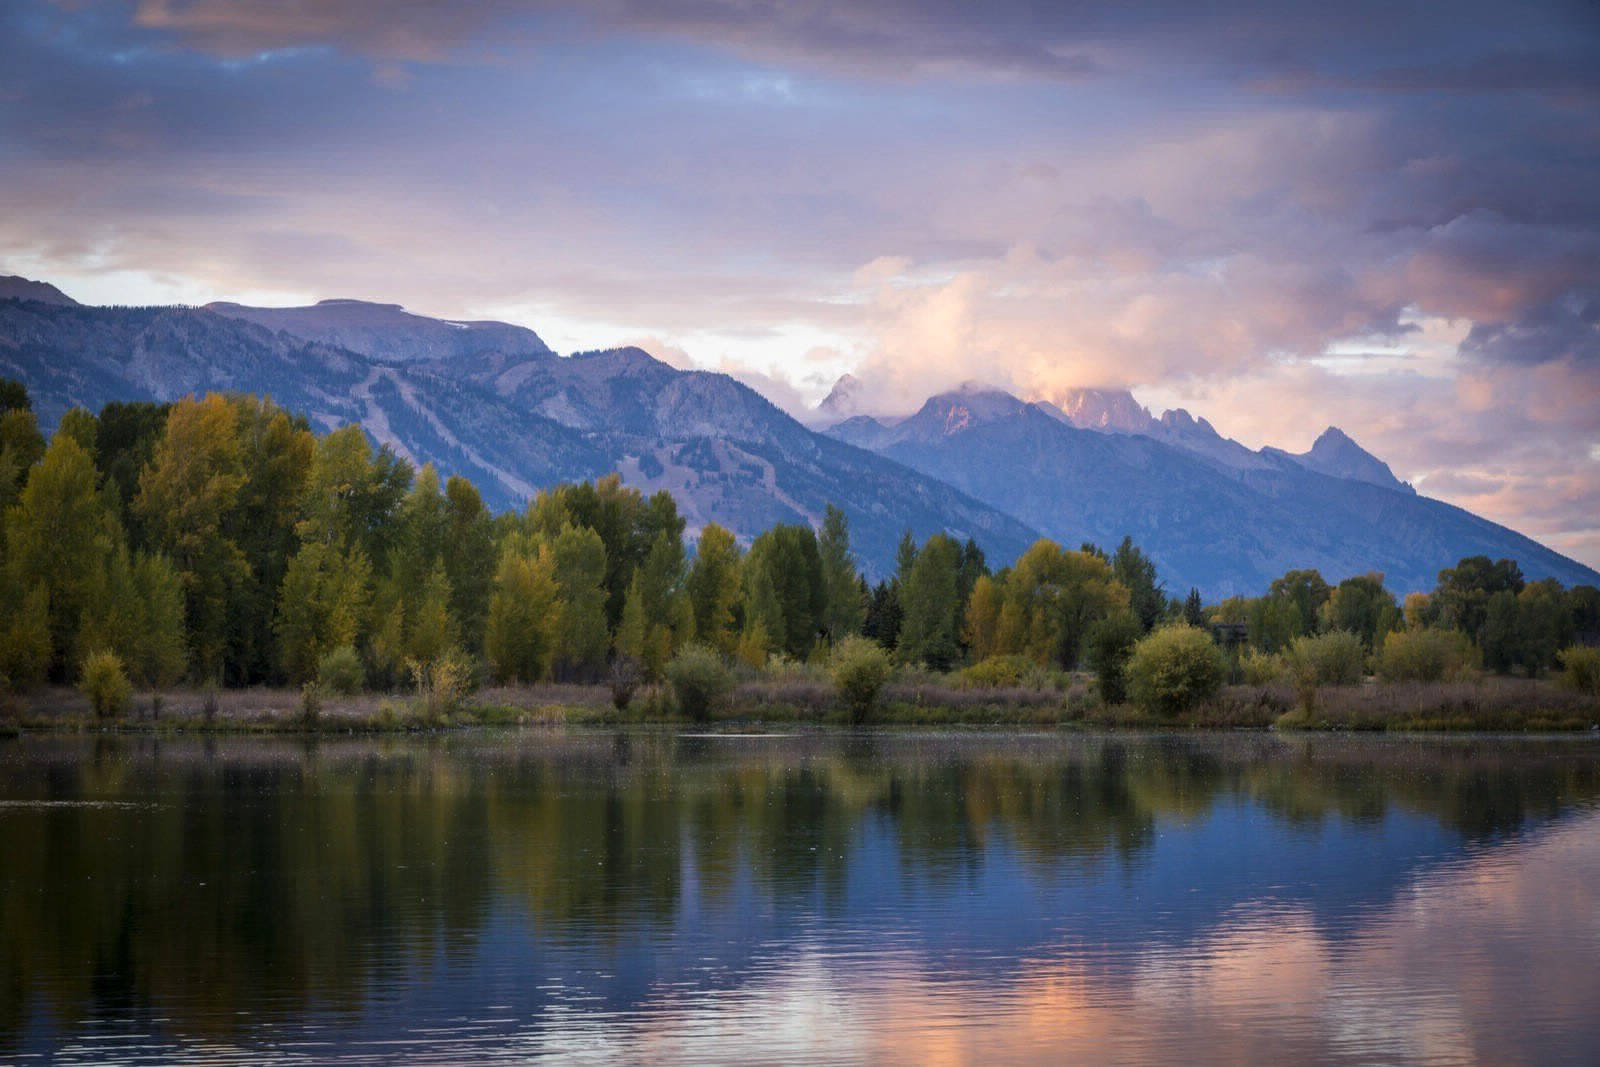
xmin=4 ymin=675 xmax=1595 ymax=735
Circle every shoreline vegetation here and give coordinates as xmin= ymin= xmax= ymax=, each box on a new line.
xmin=6 ymin=673 xmax=1596 ymax=736
xmin=3 ymin=382 xmax=1599 ymax=739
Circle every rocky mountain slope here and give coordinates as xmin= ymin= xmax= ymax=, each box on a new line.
xmin=826 ymin=383 xmax=1596 ymax=595
xmin=6 ymin=280 xmax=1593 ymax=594
xmin=0 ymin=293 xmax=1036 ymax=575
xmin=0 ymin=275 xmax=77 ymax=306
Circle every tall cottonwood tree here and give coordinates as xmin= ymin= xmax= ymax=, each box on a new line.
xmin=225 ymin=396 xmax=315 ymax=682
xmin=627 ymin=531 xmax=695 ymax=677
xmin=744 ymin=524 xmax=824 ymax=659
xmin=486 ymin=538 xmax=562 ymax=683
xmin=135 ymin=395 xmax=250 ymax=681
xmin=275 ymin=540 xmax=373 ymax=684
xmin=5 ymin=435 xmax=114 ymax=678
xmin=688 ymin=523 xmax=743 ymax=655
xmin=549 ymin=523 xmax=610 ymax=679
xmin=77 ymin=540 xmax=188 ymax=688
xmin=1000 ymin=540 xmax=1130 ymax=669
xmin=444 ymin=475 xmax=496 ymax=656
xmin=963 ymin=574 xmax=1004 ymax=662
xmin=897 ymin=533 xmax=963 ymax=669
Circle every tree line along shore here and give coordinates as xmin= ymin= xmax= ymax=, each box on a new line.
xmin=2 ymin=380 xmax=1597 ymax=734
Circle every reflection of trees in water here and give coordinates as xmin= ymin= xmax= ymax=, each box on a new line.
xmin=1237 ymin=737 xmax=1600 ymax=840
xmin=0 ymin=738 xmax=499 ymax=1044
xmin=1 ymin=733 xmax=1597 ymax=1046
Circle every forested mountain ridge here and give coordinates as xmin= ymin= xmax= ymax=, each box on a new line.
xmin=0 ymin=293 xmax=1037 ymax=575
xmin=825 ymin=384 xmax=1598 ymax=596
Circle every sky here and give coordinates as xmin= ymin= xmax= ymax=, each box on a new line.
xmin=1 ymin=0 xmax=1597 ymax=567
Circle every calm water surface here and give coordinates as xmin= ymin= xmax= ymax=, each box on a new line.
xmin=2 ymin=730 xmax=1599 ymax=1065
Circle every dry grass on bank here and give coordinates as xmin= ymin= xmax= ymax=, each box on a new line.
xmin=1270 ymin=676 xmax=1596 ymax=731
xmin=4 ymin=673 xmax=1593 ymax=735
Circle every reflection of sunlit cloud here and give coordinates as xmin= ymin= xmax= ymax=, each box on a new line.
xmin=529 ymin=812 xmax=1600 ymax=1065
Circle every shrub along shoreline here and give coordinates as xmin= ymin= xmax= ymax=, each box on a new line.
xmin=5 ymin=672 xmax=1594 ymax=735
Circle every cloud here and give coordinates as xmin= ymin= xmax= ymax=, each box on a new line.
xmin=1459 ymin=289 xmax=1600 ymax=366
xmin=106 ymin=1 xmax=1600 ymax=98
xmin=127 ymin=0 xmax=521 ymax=62
xmin=1 ymin=0 xmax=1598 ymax=565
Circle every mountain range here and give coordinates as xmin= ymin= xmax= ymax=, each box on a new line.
xmin=2 ymin=275 xmax=1595 ymax=596
xmin=0 ymin=281 xmax=1034 ymax=576
xmin=823 ymin=381 xmax=1591 ymax=594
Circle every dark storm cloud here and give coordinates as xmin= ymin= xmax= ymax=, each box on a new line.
xmin=113 ymin=0 xmax=1600 ymax=92
xmin=1461 ymin=291 xmax=1600 ymax=367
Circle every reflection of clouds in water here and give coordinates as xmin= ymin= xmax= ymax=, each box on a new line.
xmin=543 ymin=812 xmax=1600 ymax=1065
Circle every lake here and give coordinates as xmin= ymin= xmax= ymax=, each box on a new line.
xmin=2 ymin=730 xmax=1598 ymax=1064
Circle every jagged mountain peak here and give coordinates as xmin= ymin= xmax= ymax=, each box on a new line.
xmin=0 ymin=293 xmax=1037 ymax=576
xmin=816 ymin=372 xmax=864 ymax=417
xmin=1311 ymin=425 xmax=1358 ymax=451
xmin=1159 ymin=407 xmax=1216 ymax=435
xmin=1045 ymin=387 xmax=1154 ymax=433
xmin=919 ymin=384 xmax=1032 ymax=435
xmin=1281 ymin=425 xmax=1415 ymax=494
xmin=0 ymin=275 xmax=79 ymax=306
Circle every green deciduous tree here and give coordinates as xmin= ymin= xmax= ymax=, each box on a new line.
xmin=744 ymin=524 xmax=823 ymax=659
xmin=1125 ymin=624 xmax=1227 ymax=717
xmin=134 ymin=395 xmax=250 ymax=682
xmin=737 ymin=561 xmax=783 ymax=667
xmin=1375 ymin=628 xmax=1477 ymax=683
xmin=1479 ymin=589 xmax=1521 ymax=675
xmin=1269 ymin=569 xmax=1331 ymax=637
xmin=538 ymin=475 xmax=681 ymax=629
xmin=126 ymin=551 xmax=188 ymax=687
xmin=407 ymin=561 xmax=458 ymax=667
xmin=1246 ymin=595 xmax=1302 ymax=653
xmin=444 ymin=475 xmax=496 ymax=656
xmin=1433 ymin=556 xmax=1524 ymax=642
xmin=93 ymin=400 xmax=172 ymax=528
xmin=225 ymin=396 xmax=315 ymax=683
xmin=549 ymin=523 xmax=610 ymax=680
xmin=0 ymin=582 xmax=51 ymax=690
xmin=5 ymin=435 xmax=118 ymax=678
xmin=688 ymin=523 xmax=743 ymax=655
xmin=897 ymin=533 xmax=963 ymax=669
xmin=0 ymin=380 xmax=45 ymax=526
xmin=1320 ymin=572 xmax=1401 ymax=650
xmin=963 ymin=574 xmax=1003 ymax=662
xmin=1517 ymin=579 xmax=1572 ymax=678
xmin=830 ymin=635 xmax=893 ymax=723
xmin=296 ymin=424 xmax=413 ymax=562
xmin=665 ymin=645 xmax=733 ymax=721
xmin=55 ymin=407 xmax=98 ymax=454
xmin=1085 ymin=611 xmax=1143 ymax=704
xmin=485 ymin=540 xmax=562 ymax=683
xmin=1003 ymin=540 xmax=1130 ymax=669
xmin=275 ymin=541 xmax=374 ymax=685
